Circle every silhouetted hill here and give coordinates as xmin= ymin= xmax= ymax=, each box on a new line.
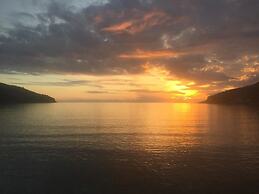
xmin=204 ymin=82 xmax=259 ymax=105
xmin=0 ymin=83 xmax=56 ymax=104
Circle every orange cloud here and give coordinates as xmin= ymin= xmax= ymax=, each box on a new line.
xmin=102 ymin=21 xmax=134 ymax=33
xmin=119 ymin=49 xmax=184 ymax=59
xmin=102 ymin=11 xmax=169 ymax=34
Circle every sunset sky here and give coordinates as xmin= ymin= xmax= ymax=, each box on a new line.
xmin=0 ymin=0 xmax=259 ymax=102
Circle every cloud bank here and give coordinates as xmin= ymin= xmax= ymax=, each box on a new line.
xmin=0 ymin=0 xmax=259 ymax=98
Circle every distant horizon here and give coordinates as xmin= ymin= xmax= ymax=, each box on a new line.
xmin=2 ymin=80 xmax=259 ymax=103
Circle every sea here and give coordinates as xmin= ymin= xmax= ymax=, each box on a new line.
xmin=0 ymin=103 xmax=259 ymax=194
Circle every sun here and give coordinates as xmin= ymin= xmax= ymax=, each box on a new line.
xmin=143 ymin=64 xmax=198 ymax=101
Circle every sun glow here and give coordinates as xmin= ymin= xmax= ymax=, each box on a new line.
xmin=142 ymin=64 xmax=198 ymax=101
xmin=0 ymin=64 xmax=201 ymax=102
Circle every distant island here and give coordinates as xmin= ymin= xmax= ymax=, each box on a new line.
xmin=0 ymin=83 xmax=56 ymax=104
xmin=204 ymin=82 xmax=259 ymax=105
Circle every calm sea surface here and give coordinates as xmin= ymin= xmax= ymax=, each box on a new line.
xmin=0 ymin=103 xmax=259 ymax=194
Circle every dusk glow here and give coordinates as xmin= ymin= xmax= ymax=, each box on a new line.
xmin=0 ymin=0 xmax=258 ymax=102
xmin=1 ymin=1 xmax=259 ymax=193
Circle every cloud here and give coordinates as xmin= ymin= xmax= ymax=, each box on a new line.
xmin=0 ymin=0 xmax=258 ymax=91
xmin=12 ymin=79 xmax=103 ymax=87
xmin=102 ymin=10 xmax=170 ymax=34
xmin=119 ymin=49 xmax=184 ymax=59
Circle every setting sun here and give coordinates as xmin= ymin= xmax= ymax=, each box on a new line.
xmin=1 ymin=1 xmax=259 ymax=194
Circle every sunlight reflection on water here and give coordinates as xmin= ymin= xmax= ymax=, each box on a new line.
xmin=0 ymin=103 xmax=259 ymax=194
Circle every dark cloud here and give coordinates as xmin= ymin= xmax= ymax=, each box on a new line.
xmin=85 ymin=90 xmax=111 ymax=94
xmin=0 ymin=0 xmax=259 ymax=87
xmin=12 ymin=79 xmax=103 ymax=87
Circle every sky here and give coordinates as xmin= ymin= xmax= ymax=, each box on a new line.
xmin=0 ymin=0 xmax=259 ymax=102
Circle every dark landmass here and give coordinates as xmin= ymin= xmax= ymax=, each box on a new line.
xmin=204 ymin=82 xmax=259 ymax=105
xmin=0 ymin=83 xmax=56 ymax=104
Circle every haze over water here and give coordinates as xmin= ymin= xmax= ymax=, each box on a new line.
xmin=1 ymin=103 xmax=259 ymax=194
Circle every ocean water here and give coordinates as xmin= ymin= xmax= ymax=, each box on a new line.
xmin=0 ymin=103 xmax=259 ymax=194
